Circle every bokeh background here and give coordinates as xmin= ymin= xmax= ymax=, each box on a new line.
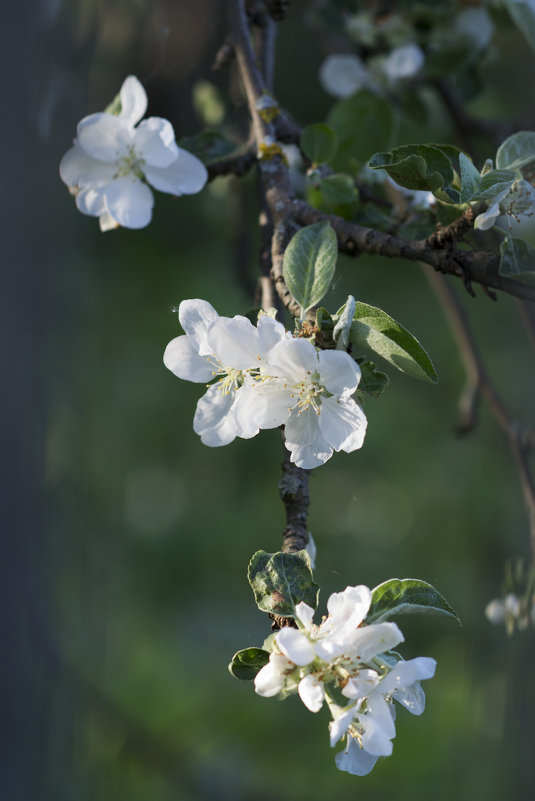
xmin=4 ymin=1 xmax=535 ymax=799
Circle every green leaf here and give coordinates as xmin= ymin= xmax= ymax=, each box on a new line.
xmin=340 ymin=302 xmax=438 ymax=383
xmin=248 ymin=550 xmax=319 ymax=617
xmin=459 ymin=152 xmax=481 ymax=203
xmin=496 ymin=130 xmax=535 ymax=171
xmin=315 ymin=307 xmax=334 ymax=332
xmin=503 ymin=1 xmax=535 ymax=54
xmin=301 ymin=123 xmax=337 ymax=165
xmin=319 ymin=174 xmax=357 ymax=207
xmin=499 ymin=236 xmax=535 ymax=284
xmin=369 ymin=144 xmax=455 ymax=195
xmin=475 ymin=170 xmax=515 ymax=202
xmin=357 ymin=360 xmax=389 ymax=398
xmin=228 ymin=647 xmax=269 ymax=681
xmin=366 ymin=578 xmax=460 ymax=624
xmin=327 ymin=91 xmax=393 ymax=173
xmin=283 ymin=222 xmax=338 ymax=314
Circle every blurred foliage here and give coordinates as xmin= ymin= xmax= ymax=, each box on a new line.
xmin=28 ymin=0 xmax=535 ymax=799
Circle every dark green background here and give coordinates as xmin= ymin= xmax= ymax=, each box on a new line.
xmin=5 ymin=1 xmax=535 ymax=799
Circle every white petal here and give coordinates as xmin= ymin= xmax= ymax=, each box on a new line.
xmin=119 ymin=75 xmax=148 ymax=127
xmin=326 ymin=585 xmax=371 ymax=627
xmin=99 ymin=212 xmax=120 ymax=232
xmin=59 ymin=144 xmax=116 ymax=188
xmin=163 ymin=335 xmax=215 ymax=383
xmin=319 ymin=396 xmax=367 ymax=453
xmin=103 ymin=176 xmax=154 ymax=229
xmin=485 ymin=598 xmax=506 ymax=624
xmin=366 ymin=692 xmax=396 ymax=741
xmin=178 ymin=299 xmax=219 ymax=355
xmin=294 ymin=601 xmax=315 ymax=629
xmin=284 ymin=407 xmax=332 ymax=469
xmin=257 ymin=315 xmax=288 ymax=355
xmin=276 ymin=628 xmax=315 ymax=666
xmin=318 ymin=349 xmax=361 ymax=395
xmin=298 ymin=674 xmax=325 ymax=712
xmin=329 ymin=704 xmax=357 ymax=747
xmin=254 ymin=654 xmax=292 ymax=697
xmin=233 ymin=380 xmax=295 ymax=431
xmin=134 ymin=117 xmax=179 ymax=167
xmin=335 ymin=738 xmax=379 ymax=776
xmin=77 ymin=112 xmax=131 ymax=161
xmin=193 ymin=385 xmax=239 ymax=447
xmin=358 ymin=711 xmax=394 ymax=757
xmin=342 ymin=670 xmax=380 ymax=700
xmin=393 ymin=682 xmax=426 ymax=715
xmin=144 ymin=148 xmax=208 ymax=195
xmin=319 ymin=54 xmax=370 ymax=99
xmin=345 ymin=621 xmax=404 ymax=663
xmin=207 ymin=317 xmax=261 ymax=369
xmin=75 ymin=186 xmax=106 ymax=217
xmin=263 ymin=338 xmax=318 ymax=381
xmin=380 ymin=657 xmax=436 ymax=695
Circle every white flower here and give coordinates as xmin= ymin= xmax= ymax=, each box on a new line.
xmin=255 ymin=586 xmax=403 ymax=713
xmin=163 ymin=299 xmax=286 ymax=447
xmin=319 ymin=54 xmax=371 ymax=99
xmin=382 ymin=44 xmax=425 ymax=83
xmin=331 ymin=655 xmax=436 ymax=776
xmin=233 ymin=337 xmax=367 ymax=469
xmin=60 ymin=75 xmax=207 ymax=230
xmin=455 ymin=8 xmax=494 ymax=52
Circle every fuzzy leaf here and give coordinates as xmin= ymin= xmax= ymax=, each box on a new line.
xmin=283 ymin=222 xmax=338 ymax=314
xmin=248 ymin=550 xmax=319 ymax=617
xmin=499 ymin=236 xmax=535 ymax=284
xmin=228 ymin=647 xmax=270 ymax=681
xmin=459 ymin=152 xmax=481 ymax=203
xmin=502 ymin=2 xmax=535 ymax=54
xmin=339 ymin=301 xmax=438 ymax=383
xmin=301 ymin=123 xmax=337 ymax=165
xmin=357 ymin=360 xmax=389 ymax=398
xmin=328 ymin=91 xmax=393 ymax=173
xmin=475 ymin=170 xmax=515 ymax=201
xmin=497 ymin=131 xmax=535 ymax=171
xmin=370 ymin=144 xmax=459 ymax=202
xmin=366 ymin=578 xmax=460 ymax=624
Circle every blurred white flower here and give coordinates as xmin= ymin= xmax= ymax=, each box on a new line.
xmin=319 ymin=54 xmax=371 ymax=99
xmin=60 ymin=75 xmax=208 ymax=231
xmin=382 ymin=44 xmax=425 ymax=83
xmin=455 ymin=7 xmax=494 ymax=52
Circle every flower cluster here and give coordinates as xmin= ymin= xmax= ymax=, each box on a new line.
xmin=254 ymin=585 xmax=436 ymax=776
xmin=486 ymin=592 xmax=535 ymax=634
xmin=163 ymin=299 xmax=367 ymax=469
xmin=60 ymin=75 xmax=207 ymax=231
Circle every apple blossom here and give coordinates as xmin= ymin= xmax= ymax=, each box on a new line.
xmin=163 ymin=299 xmax=287 ymax=447
xmin=253 ymin=584 xmax=436 ymax=776
xmin=233 ymin=337 xmax=367 ymax=469
xmin=60 ymin=75 xmax=208 ymax=231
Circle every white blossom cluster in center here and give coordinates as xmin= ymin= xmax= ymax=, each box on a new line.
xmin=163 ymin=299 xmax=368 ymax=469
xmin=254 ymin=585 xmax=436 ymax=776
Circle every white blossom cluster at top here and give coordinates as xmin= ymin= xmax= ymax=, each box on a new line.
xmin=254 ymin=585 xmax=436 ymax=776
xmin=60 ymin=76 xmax=207 ymax=231
xmin=163 ymin=299 xmax=368 ymax=469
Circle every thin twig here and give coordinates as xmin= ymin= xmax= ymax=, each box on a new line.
xmin=425 ymin=268 xmax=535 ymax=563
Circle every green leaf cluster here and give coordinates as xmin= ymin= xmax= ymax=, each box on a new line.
xmin=369 ymin=143 xmax=461 ymax=203
xmin=247 ymin=550 xmax=319 ymax=618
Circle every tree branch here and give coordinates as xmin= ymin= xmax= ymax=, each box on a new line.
xmin=425 ymin=269 xmax=535 ymax=563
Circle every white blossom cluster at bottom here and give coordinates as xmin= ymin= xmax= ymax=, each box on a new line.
xmin=254 ymin=585 xmax=436 ymax=776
